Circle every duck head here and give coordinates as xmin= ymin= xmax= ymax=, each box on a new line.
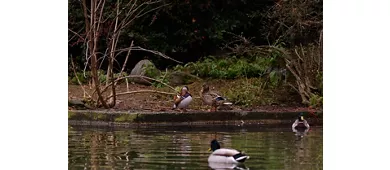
xmin=298 ymin=113 xmax=304 ymax=121
xmin=201 ymin=83 xmax=210 ymax=93
xmin=181 ymin=86 xmax=189 ymax=95
xmin=208 ymin=139 xmax=221 ymax=152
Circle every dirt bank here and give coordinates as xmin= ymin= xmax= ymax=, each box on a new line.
xmin=68 ymin=78 xmax=320 ymax=113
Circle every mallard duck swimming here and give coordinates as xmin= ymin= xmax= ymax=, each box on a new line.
xmin=208 ymin=139 xmax=249 ymax=164
xmin=172 ymin=86 xmax=193 ymax=112
xmin=200 ymin=83 xmax=232 ymax=112
xmin=292 ymin=113 xmax=310 ymax=130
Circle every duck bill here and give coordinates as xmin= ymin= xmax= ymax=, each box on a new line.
xmin=208 ymin=148 xmax=212 ymax=151
xmin=301 ymin=116 xmax=304 ymax=120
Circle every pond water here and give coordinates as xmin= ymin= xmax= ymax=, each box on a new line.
xmin=68 ymin=125 xmax=322 ymax=170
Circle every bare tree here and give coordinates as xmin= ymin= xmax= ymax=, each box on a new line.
xmin=283 ymin=44 xmax=322 ymax=105
xmin=220 ymin=31 xmax=323 ymax=106
xmin=76 ymin=0 xmax=181 ymax=108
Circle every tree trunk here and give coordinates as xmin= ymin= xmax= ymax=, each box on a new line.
xmin=82 ymin=0 xmax=109 ymax=108
xmin=106 ymin=0 xmax=120 ymax=108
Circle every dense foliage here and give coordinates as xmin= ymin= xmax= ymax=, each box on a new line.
xmin=69 ymin=0 xmax=322 ymax=69
xmin=173 ymin=55 xmax=280 ymax=79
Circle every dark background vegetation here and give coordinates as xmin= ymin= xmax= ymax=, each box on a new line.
xmin=69 ymin=0 xmax=322 ymax=70
xmin=68 ymin=0 xmax=323 ymax=108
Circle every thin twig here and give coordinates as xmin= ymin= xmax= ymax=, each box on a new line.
xmin=70 ymin=55 xmax=91 ymax=98
xmin=136 ymin=2 xmax=170 ymax=19
xmin=118 ymin=40 xmax=134 ymax=79
xmin=163 ymin=68 xmax=174 ymax=83
xmin=68 ymin=28 xmax=85 ymax=42
xmin=98 ymin=48 xmax=109 ymax=69
xmin=83 ymin=40 xmax=90 ymax=78
xmin=125 ymin=78 xmax=129 ymax=92
xmin=96 ymin=0 xmax=106 ymax=35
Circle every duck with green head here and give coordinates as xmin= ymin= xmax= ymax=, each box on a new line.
xmin=208 ymin=139 xmax=249 ymax=164
xmin=292 ymin=113 xmax=310 ymax=130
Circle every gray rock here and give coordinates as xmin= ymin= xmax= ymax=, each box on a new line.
xmin=129 ymin=59 xmax=160 ymax=85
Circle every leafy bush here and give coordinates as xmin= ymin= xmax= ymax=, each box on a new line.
xmin=174 ymin=55 xmax=278 ymax=79
xmin=69 ymin=71 xmax=90 ymax=84
xmin=143 ymin=64 xmax=169 ymax=88
xmin=151 ymin=72 xmax=169 ymax=88
xmin=143 ymin=64 xmax=161 ymax=78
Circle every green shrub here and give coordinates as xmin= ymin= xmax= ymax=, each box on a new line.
xmin=144 ymin=64 xmax=160 ymax=78
xmin=174 ymin=55 xmax=279 ymax=80
xmin=152 ymin=73 xmax=169 ymax=88
xmin=69 ymin=71 xmax=90 ymax=84
xmin=143 ymin=64 xmax=169 ymax=88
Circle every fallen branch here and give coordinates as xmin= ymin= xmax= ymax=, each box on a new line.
xmin=105 ymin=90 xmax=175 ymax=100
xmin=117 ymin=46 xmax=183 ymax=64
xmin=91 ymin=75 xmax=179 ymax=97
xmin=118 ymin=75 xmax=177 ymax=92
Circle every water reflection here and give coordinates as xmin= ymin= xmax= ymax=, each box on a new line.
xmin=208 ymin=162 xmax=249 ymax=170
xmin=292 ymin=127 xmax=310 ymax=139
xmin=68 ymin=126 xmax=323 ymax=170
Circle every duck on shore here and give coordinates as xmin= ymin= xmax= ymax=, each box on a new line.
xmin=208 ymin=139 xmax=250 ymax=164
xmin=172 ymin=86 xmax=193 ymax=112
xmin=200 ymin=83 xmax=232 ymax=112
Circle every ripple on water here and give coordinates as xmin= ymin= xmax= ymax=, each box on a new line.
xmin=68 ymin=126 xmax=323 ymax=170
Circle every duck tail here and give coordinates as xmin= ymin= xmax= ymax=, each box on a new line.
xmin=233 ymin=153 xmax=249 ymax=162
xmin=172 ymin=104 xmax=177 ymax=110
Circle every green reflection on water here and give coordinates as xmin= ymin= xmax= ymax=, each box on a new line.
xmin=68 ymin=126 xmax=322 ymax=170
